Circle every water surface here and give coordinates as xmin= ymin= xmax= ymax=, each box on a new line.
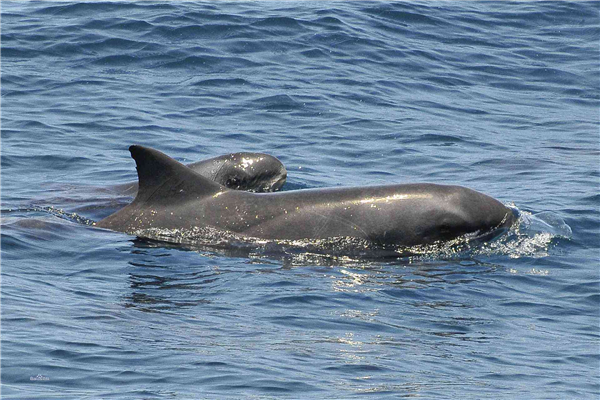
xmin=2 ymin=1 xmax=599 ymax=399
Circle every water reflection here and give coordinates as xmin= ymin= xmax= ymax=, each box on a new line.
xmin=122 ymin=239 xmax=226 ymax=313
xmin=329 ymin=259 xmax=501 ymax=291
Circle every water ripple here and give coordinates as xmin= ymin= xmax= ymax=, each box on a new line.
xmin=2 ymin=1 xmax=598 ymax=399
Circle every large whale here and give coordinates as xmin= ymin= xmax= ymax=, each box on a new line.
xmin=113 ymin=152 xmax=287 ymax=196
xmin=96 ymin=146 xmax=515 ymax=247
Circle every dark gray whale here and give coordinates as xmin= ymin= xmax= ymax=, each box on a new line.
xmin=96 ymin=146 xmax=515 ymax=247
xmin=113 ymin=152 xmax=287 ymax=196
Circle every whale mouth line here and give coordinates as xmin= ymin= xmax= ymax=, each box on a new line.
xmin=269 ymin=176 xmax=287 ymax=192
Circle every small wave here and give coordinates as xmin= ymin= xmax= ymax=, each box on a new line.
xmin=362 ymin=6 xmax=445 ymax=27
xmin=299 ymin=48 xmax=330 ymax=59
xmin=250 ymin=94 xmax=303 ymax=112
xmin=2 ymin=206 xmax=96 ymax=227
xmin=191 ymin=77 xmax=253 ymax=88
xmin=92 ymin=54 xmax=140 ymax=67
xmin=312 ymin=16 xmax=345 ymax=27
xmin=109 ymin=19 xmax=154 ymax=32
xmin=1 ymin=47 xmax=40 ymax=59
xmin=81 ymin=37 xmax=147 ymax=52
xmin=3 ymin=154 xmax=92 ymax=170
xmin=157 ymin=23 xmax=251 ymax=40
xmin=253 ymin=16 xmax=303 ymax=29
xmin=33 ymin=2 xmax=171 ymax=17
xmin=158 ymin=55 xmax=258 ymax=71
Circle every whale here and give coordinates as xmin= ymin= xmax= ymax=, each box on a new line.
xmin=112 ymin=152 xmax=287 ymax=196
xmin=96 ymin=146 xmax=516 ymax=247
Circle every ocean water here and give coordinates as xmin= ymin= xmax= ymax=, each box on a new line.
xmin=1 ymin=1 xmax=599 ymax=399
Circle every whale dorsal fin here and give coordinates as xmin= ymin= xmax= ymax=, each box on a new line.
xmin=129 ymin=145 xmax=225 ymax=204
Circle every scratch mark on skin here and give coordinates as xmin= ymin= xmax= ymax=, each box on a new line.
xmin=356 ymin=193 xmax=432 ymax=205
xmin=309 ymin=210 xmax=370 ymax=238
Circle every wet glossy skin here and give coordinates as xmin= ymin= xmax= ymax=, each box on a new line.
xmin=97 ymin=146 xmax=515 ymax=246
xmin=113 ymin=152 xmax=287 ymax=195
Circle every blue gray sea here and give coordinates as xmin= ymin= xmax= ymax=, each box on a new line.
xmin=2 ymin=1 xmax=599 ymax=399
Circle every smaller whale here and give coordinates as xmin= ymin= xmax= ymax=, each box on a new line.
xmin=112 ymin=152 xmax=287 ymax=196
xmin=97 ymin=146 xmax=516 ymax=248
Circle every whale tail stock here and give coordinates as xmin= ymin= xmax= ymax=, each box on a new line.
xmin=129 ymin=145 xmax=225 ymax=205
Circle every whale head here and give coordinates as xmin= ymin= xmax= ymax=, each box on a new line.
xmin=412 ymin=185 xmax=516 ymax=245
xmin=212 ymin=153 xmax=287 ymax=192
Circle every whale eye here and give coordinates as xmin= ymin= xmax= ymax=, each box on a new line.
xmin=440 ymin=222 xmax=451 ymax=233
xmin=226 ymin=177 xmax=240 ymax=188
xmin=226 ymin=176 xmax=250 ymax=189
